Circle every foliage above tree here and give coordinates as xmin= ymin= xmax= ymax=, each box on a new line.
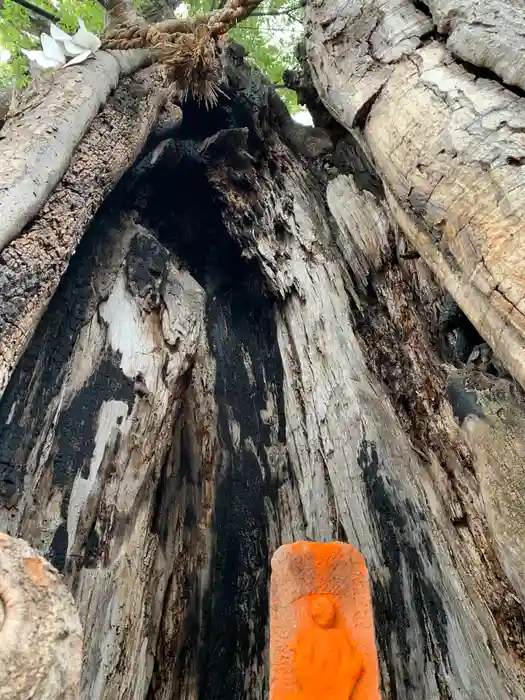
xmin=0 ymin=0 xmax=303 ymax=110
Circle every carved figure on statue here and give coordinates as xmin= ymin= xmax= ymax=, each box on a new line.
xmin=293 ymin=594 xmax=363 ymax=700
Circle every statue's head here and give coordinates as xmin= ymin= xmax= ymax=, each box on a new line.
xmin=309 ymin=595 xmax=336 ymax=628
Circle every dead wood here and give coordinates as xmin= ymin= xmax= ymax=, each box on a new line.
xmin=0 ymin=8 xmax=524 ymax=700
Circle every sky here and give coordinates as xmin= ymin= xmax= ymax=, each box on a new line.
xmin=293 ymin=109 xmax=313 ymax=125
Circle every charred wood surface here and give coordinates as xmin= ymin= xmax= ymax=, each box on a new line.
xmin=0 ymin=26 xmax=524 ymax=700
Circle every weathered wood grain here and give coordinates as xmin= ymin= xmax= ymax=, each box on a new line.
xmin=0 ymin=165 xmax=305 ymax=698
xmin=307 ymin=0 xmax=525 ymax=393
xmin=0 ymin=63 xmax=165 ymax=400
xmin=1 ymin=23 xmax=525 ymax=700
xmin=1 ymin=216 xmax=210 ymax=698
xmin=304 ymin=14 xmax=525 ymax=687
xmin=425 ymin=0 xmax=525 ymax=91
xmin=0 ymin=50 xmax=149 ymax=254
xmin=212 ymin=122 xmax=525 ymax=696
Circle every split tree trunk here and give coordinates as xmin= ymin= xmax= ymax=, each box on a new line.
xmin=1 ymin=2 xmax=525 ymax=699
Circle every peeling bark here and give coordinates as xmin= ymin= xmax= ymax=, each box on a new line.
xmin=1 ymin=6 xmax=525 ymax=700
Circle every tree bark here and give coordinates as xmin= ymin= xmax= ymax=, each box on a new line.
xmin=0 ymin=53 xmax=158 ymax=398
xmin=0 ymin=533 xmax=82 ymax=700
xmin=1 ymin=3 xmax=525 ymax=699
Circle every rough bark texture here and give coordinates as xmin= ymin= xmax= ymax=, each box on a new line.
xmin=0 ymin=57 xmax=163 ymax=398
xmin=307 ymin=0 xmax=525 ymax=390
xmin=1 ymin=2 xmax=525 ymax=699
xmin=0 ymin=533 xmax=82 ymax=699
xmin=0 ymin=49 xmax=149 ymax=254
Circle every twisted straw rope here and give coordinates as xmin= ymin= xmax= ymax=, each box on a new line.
xmin=100 ymin=0 xmax=262 ymax=104
xmin=102 ymin=0 xmax=262 ymax=51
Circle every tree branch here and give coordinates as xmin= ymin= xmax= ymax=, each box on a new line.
xmin=103 ymin=0 xmax=267 ymax=44
xmin=10 ymin=0 xmax=59 ymax=23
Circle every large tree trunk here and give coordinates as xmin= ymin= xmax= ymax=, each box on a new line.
xmin=1 ymin=2 xmax=525 ymax=698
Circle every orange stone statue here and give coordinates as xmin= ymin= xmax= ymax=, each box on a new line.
xmin=270 ymin=541 xmax=381 ymax=700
